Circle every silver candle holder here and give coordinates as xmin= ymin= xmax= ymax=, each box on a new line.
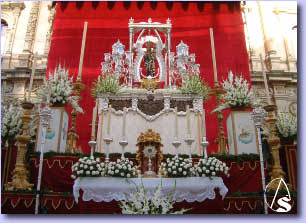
xmin=119 ymin=137 xmax=128 ymax=159
xmin=201 ymin=137 xmax=209 ymax=158
xmin=184 ymin=136 xmax=194 ymax=158
xmin=103 ymin=137 xmax=113 ymax=163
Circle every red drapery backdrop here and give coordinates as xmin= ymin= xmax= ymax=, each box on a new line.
xmin=47 ymin=1 xmax=251 ymax=153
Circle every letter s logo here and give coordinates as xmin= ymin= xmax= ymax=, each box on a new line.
xmin=276 ymin=196 xmax=292 ymax=213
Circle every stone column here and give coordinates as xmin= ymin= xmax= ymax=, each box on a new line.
xmin=19 ymin=2 xmax=40 ymax=68
xmin=43 ymin=3 xmax=56 ymax=56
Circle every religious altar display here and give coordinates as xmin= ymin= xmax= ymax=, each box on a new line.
xmin=73 ymin=177 xmax=228 ymax=203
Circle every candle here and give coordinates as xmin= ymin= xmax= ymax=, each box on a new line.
xmin=209 ymin=28 xmax=218 ymax=83
xmin=107 ymin=104 xmax=112 ymax=135
xmin=91 ymin=100 xmax=98 ymax=140
xmin=186 ymin=105 xmax=191 ymax=135
xmin=28 ymin=52 xmax=38 ymax=101
xmin=122 ymin=107 xmax=127 ymax=137
xmin=77 ymin=21 xmax=88 ymax=81
xmin=259 ymin=54 xmax=272 ymax=105
xmin=203 ymin=109 xmax=206 ymax=137
xmin=175 ymin=107 xmax=178 ymax=138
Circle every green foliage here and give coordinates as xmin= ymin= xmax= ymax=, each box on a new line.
xmin=91 ymin=73 xmax=121 ymax=97
xmin=179 ymin=74 xmax=210 ymax=100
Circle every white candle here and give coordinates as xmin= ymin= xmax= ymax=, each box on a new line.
xmin=122 ymin=107 xmax=127 ymax=137
xmin=91 ymin=100 xmax=98 ymax=140
xmin=209 ymin=28 xmax=218 ymax=83
xmin=203 ymin=109 xmax=206 ymax=137
xmin=259 ymin=54 xmax=272 ymax=104
xmin=107 ymin=104 xmax=112 ymax=135
xmin=186 ymin=105 xmax=191 ymax=135
xmin=175 ymin=107 xmax=178 ymax=137
xmin=28 ymin=52 xmax=38 ymax=101
xmin=77 ymin=21 xmax=88 ymax=81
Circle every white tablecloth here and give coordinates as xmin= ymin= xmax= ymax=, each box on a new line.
xmin=73 ymin=177 xmax=228 ymax=203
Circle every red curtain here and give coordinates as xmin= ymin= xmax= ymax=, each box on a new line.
xmin=47 ymin=1 xmax=250 ymax=153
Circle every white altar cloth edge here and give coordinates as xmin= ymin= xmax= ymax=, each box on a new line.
xmin=73 ymin=177 xmax=228 ymax=203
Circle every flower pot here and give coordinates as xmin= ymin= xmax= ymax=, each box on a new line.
xmin=230 ymin=106 xmax=252 ymax=112
xmin=51 ymin=102 xmax=67 ymax=107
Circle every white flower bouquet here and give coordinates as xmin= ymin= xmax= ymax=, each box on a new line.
xmin=120 ymin=181 xmax=190 ymax=214
xmin=195 ymin=157 xmax=230 ymax=178
xmin=71 ymin=157 xmax=106 ymax=179
xmin=1 ymin=104 xmax=23 ymax=144
xmin=106 ymin=158 xmax=137 ymax=178
xmin=36 ymin=64 xmax=83 ymax=113
xmin=160 ymin=156 xmax=195 ymax=178
xmin=276 ymin=113 xmax=297 ymax=139
xmin=221 ymin=71 xmax=254 ymax=108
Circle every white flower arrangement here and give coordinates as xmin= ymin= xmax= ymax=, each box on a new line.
xmin=276 ymin=113 xmax=297 ymax=138
xmin=106 ymin=158 xmax=137 ymax=178
xmin=1 ymin=104 xmax=23 ymax=144
xmin=195 ymin=157 xmax=230 ymax=178
xmin=120 ymin=181 xmax=190 ymax=214
xmin=221 ymin=71 xmax=254 ymax=108
xmin=36 ymin=64 xmax=83 ymax=113
xmin=160 ymin=156 xmax=195 ymax=178
xmin=71 ymin=157 xmax=106 ymax=179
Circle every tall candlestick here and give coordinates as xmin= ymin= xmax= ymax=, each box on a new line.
xmin=209 ymin=28 xmax=218 ymax=83
xmin=46 ymin=86 xmax=51 ymax=105
xmin=175 ymin=107 xmax=178 ymax=137
xmin=186 ymin=105 xmax=191 ymax=135
xmin=91 ymin=100 xmax=98 ymax=140
xmin=77 ymin=21 xmax=88 ymax=81
xmin=259 ymin=54 xmax=272 ymax=105
xmin=28 ymin=52 xmax=38 ymax=101
xmin=122 ymin=107 xmax=127 ymax=137
xmin=107 ymin=105 xmax=112 ymax=135
xmin=203 ymin=109 xmax=206 ymax=137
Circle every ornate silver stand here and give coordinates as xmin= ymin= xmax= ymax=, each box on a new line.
xmin=251 ymin=103 xmax=268 ymax=215
xmin=119 ymin=138 xmax=128 ymax=159
xmin=184 ymin=136 xmax=194 ymax=158
xmin=103 ymin=137 xmax=113 ymax=162
xmin=88 ymin=141 xmax=96 ymax=159
xmin=201 ymin=137 xmax=209 ymax=158
xmin=35 ymin=105 xmax=52 ymax=215
xmin=172 ymin=138 xmax=181 ymax=157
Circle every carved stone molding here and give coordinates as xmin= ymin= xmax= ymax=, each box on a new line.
xmin=23 ymin=2 xmax=40 ymax=54
xmin=44 ymin=3 xmax=56 ymax=55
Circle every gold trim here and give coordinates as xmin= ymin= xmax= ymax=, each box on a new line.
xmin=288 ymin=147 xmax=297 ymax=190
xmin=231 ymin=112 xmax=238 ymax=155
xmin=57 ymin=109 xmax=64 ymax=152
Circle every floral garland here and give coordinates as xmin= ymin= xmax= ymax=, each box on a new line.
xmin=195 ymin=157 xmax=230 ymax=178
xmin=160 ymin=156 xmax=195 ymax=178
xmin=221 ymin=71 xmax=254 ymax=108
xmin=1 ymin=104 xmax=23 ymax=144
xmin=119 ymin=181 xmax=190 ymax=214
xmin=71 ymin=157 xmax=106 ymax=179
xmin=36 ymin=64 xmax=83 ymax=113
xmin=276 ymin=112 xmax=297 ymax=138
xmin=106 ymin=158 xmax=138 ymax=178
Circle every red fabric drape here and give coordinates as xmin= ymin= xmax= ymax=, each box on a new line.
xmin=47 ymin=1 xmax=250 ymax=153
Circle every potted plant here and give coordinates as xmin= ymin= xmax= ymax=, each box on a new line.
xmin=179 ymin=73 xmax=210 ymax=100
xmin=91 ymin=72 xmax=121 ymax=98
xmin=276 ymin=113 xmax=297 ymax=145
xmin=36 ymin=64 xmax=83 ymax=113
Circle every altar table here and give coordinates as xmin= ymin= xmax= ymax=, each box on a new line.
xmin=73 ymin=177 xmax=228 ymax=203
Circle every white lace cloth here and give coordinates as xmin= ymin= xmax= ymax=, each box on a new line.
xmin=73 ymin=177 xmax=228 ymax=203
